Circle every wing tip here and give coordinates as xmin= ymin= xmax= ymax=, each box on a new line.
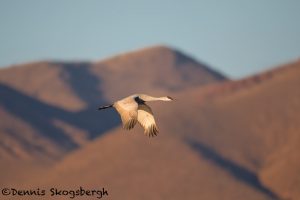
xmin=123 ymin=119 xmax=137 ymax=130
xmin=145 ymin=125 xmax=159 ymax=137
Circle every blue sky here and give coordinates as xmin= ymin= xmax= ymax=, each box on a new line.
xmin=0 ymin=0 xmax=299 ymax=78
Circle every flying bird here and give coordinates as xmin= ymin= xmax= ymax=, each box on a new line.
xmin=98 ymin=94 xmax=174 ymax=137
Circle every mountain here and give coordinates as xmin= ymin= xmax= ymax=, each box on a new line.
xmin=0 ymin=45 xmax=299 ymax=199
xmin=0 ymin=46 xmax=225 ymax=185
xmin=32 ymin=60 xmax=300 ymax=200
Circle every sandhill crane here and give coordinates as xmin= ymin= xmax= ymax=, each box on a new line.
xmin=98 ymin=94 xmax=174 ymax=137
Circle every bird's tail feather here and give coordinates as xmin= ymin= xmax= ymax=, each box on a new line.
xmin=98 ymin=104 xmax=113 ymax=110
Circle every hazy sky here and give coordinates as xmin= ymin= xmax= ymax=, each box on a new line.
xmin=0 ymin=0 xmax=299 ymax=78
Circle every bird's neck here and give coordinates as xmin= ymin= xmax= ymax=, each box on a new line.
xmin=140 ymin=95 xmax=169 ymax=102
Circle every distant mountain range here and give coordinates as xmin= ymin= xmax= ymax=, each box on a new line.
xmin=0 ymin=46 xmax=299 ymax=200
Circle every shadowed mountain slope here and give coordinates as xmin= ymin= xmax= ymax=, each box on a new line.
xmin=0 ymin=46 xmax=225 ymax=162
xmin=163 ymin=60 xmax=300 ymax=199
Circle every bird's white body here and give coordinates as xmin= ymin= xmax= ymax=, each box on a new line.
xmin=98 ymin=94 xmax=173 ymax=137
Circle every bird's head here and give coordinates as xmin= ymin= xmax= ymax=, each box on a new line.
xmin=165 ymin=96 xmax=175 ymax=101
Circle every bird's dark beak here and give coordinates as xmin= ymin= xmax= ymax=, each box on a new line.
xmin=167 ymin=96 xmax=175 ymax=101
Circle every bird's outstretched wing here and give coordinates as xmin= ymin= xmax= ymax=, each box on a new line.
xmin=114 ymin=98 xmax=138 ymax=130
xmin=137 ymin=104 xmax=159 ymax=137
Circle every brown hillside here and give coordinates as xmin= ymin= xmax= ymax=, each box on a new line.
xmin=32 ymin=61 xmax=300 ymax=199
xmin=37 ymin=128 xmax=273 ymax=200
